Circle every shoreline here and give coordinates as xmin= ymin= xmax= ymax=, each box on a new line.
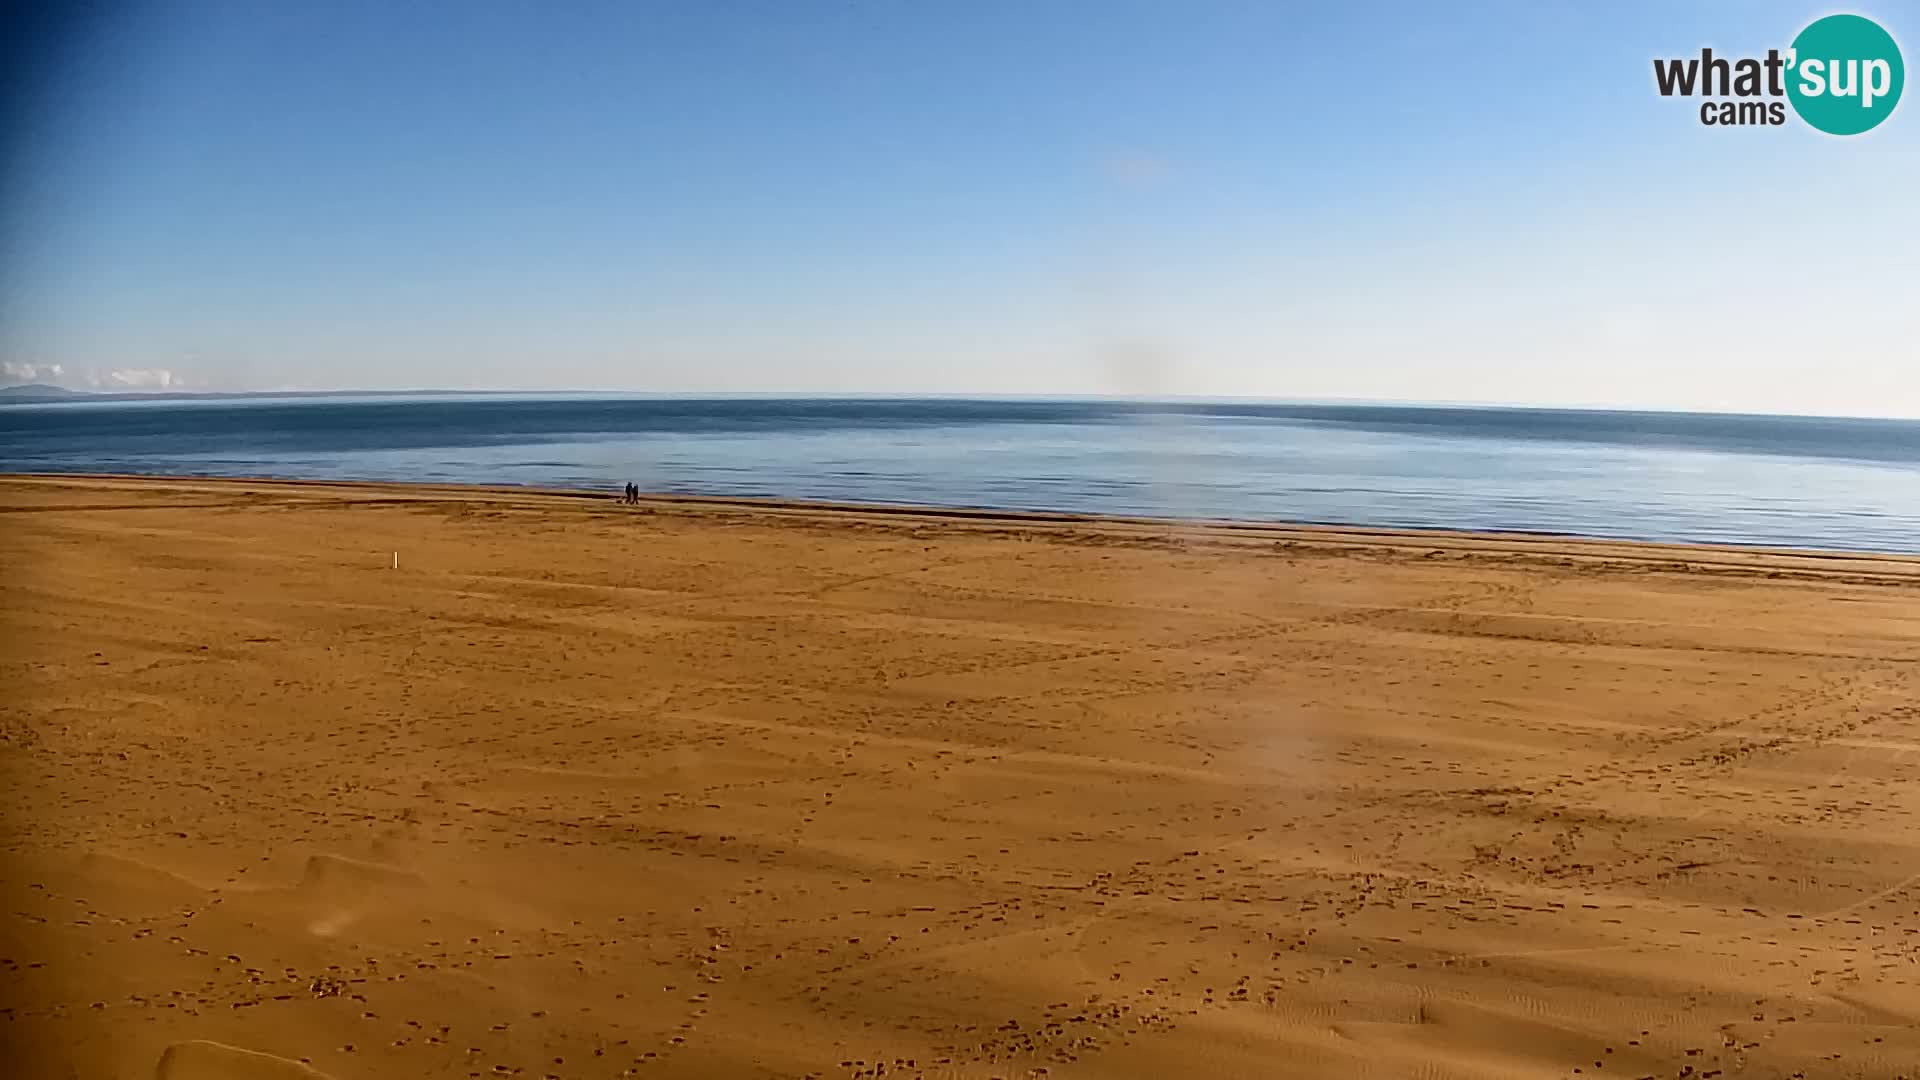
xmin=4 ymin=470 xmax=1919 ymax=584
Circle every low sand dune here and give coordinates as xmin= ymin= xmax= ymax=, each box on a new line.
xmin=4 ymin=475 xmax=1919 ymax=1079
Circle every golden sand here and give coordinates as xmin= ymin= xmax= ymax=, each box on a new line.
xmin=4 ymin=476 xmax=1919 ymax=1079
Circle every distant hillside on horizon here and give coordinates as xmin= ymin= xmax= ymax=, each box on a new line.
xmin=0 ymin=386 xmax=486 ymax=404
xmin=0 ymin=384 xmax=87 ymax=401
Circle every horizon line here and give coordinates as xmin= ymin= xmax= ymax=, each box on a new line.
xmin=4 ymin=385 xmax=1919 ymax=423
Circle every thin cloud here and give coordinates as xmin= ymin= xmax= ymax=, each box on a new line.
xmin=1099 ymin=152 xmax=1173 ymax=188
xmin=89 ymin=368 xmax=179 ymax=390
xmin=1 ymin=361 xmax=65 ymax=384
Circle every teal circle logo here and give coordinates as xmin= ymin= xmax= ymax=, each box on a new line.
xmin=1787 ymin=14 xmax=1904 ymax=135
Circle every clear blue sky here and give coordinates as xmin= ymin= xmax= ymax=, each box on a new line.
xmin=3 ymin=1 xmax=1916 ymax=414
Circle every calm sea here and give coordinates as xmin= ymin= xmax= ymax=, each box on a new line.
xmin=3 ymin=396 xmax=1917 ymax=554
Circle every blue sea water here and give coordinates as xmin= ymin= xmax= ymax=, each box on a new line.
xmin=2 ymin=395 xmax=1917 ymax=554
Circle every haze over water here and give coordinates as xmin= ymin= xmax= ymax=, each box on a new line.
xmin=3 ymin=396 xmax=1917 ymax=554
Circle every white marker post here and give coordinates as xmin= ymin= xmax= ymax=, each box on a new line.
xmin=392 ymin=551 xmax=398 ymax=570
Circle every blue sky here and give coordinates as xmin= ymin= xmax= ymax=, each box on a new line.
xmin=3 ymin=1 xmax=1916 ymax=414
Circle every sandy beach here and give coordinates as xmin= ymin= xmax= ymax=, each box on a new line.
xmin=5 ymin=474 xmax=1920 ymax=1080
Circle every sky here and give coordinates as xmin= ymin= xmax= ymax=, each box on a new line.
xmin=2 ymin=1 xmax=1917 ymax=415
